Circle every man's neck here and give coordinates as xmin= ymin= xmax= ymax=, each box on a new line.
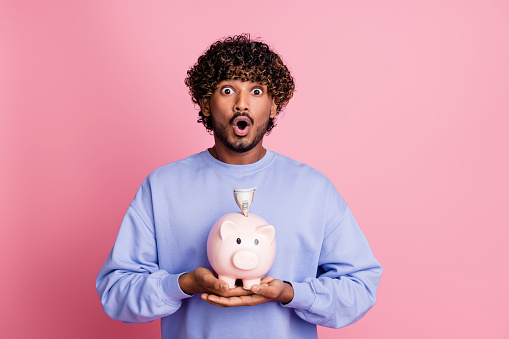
xmin=209 ymin=143 xmax=266 ymax=165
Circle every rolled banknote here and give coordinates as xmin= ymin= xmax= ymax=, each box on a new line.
xmin=233 ymin=188 xmax=256 ymax=217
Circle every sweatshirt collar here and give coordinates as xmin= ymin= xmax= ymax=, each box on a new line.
xmin=201 ymin=148 xmax=275 ymax=175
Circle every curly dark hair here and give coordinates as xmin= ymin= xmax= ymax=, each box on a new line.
xmin=184 ymin=34 xmax=295 ymax=133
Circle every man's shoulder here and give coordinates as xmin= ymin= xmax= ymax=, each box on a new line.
xmin=272 ymin=152 xmax=332 ymax=184
xmin=147 ymin=151 xmax=207 ymax=180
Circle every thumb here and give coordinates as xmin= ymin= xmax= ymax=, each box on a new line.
xmin=251 ymin=284 xmax=261 ymax=293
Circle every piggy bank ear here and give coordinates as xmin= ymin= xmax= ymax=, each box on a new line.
xmin=219 ymin=220 xmax=240 ymax=240
xmin=256 ymin=225 xmax=275 ymax=244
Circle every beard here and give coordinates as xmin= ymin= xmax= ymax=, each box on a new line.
xmin=211 ymin=114 xmax=270 ymax=153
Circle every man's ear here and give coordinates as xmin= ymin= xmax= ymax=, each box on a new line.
xmin=269 ymin=100 xmax=277 ymax=118
xmin=201 ymin=100 xmax=211 ymax=117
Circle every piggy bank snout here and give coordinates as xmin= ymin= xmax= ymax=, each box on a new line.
xmin=233 ymin=250 xmax=260 ymax=270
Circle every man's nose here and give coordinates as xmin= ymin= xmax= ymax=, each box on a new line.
xmin=234 ymin=91 xmax=249 ymax=111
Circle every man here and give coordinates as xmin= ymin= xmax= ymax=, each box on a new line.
xmin=96 ymin=34 xmax=382 ymax=338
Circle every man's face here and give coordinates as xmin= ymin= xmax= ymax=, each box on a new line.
xmin=203 ymin=79 xmax=277 ymax=153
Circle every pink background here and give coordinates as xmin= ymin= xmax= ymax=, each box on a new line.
xmin=1 ymin=0 xmax=508 ymax=338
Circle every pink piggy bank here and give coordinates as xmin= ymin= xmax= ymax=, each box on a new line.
xmin=207 ymin=212 xmax=276 ymax=290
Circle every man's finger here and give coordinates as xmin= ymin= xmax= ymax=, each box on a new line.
xmin=203 ymin=293 xmax=269 ymax=307
xmin=260 ymin=276 xmax=274 ymax=284
xmin=202 ymin=293 xmax=240 ymax=307
xmin=252 ymin=280 xmax=284 ymax=299
xmin=218 ymin=286 xmax=254 ymax=297
xmin=196 ymin=269 xmax=229 ymax=293
xmin=215 ymin=280 xmax=229 ymax=292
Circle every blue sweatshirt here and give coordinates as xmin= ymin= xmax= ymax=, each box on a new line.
xmin=96 ymin=150 xmax=382 ymax=338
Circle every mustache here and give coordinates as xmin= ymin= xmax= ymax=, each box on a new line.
xmin=229 ymin=112 xmax=254 ymax=125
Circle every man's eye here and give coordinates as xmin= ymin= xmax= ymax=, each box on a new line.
xmin=251 ymin=88 xmax=263 ymax=95
xmin=221 ymin=87 xmax=233 ymax=95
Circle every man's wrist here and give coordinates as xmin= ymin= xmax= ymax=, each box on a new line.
xmin=278 ymin=281 xmax=294 ymax=305
xmin=179 ymin=272 xmax=197 ymax=295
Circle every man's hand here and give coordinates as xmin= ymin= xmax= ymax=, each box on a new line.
xmin=179 ymin=267 xmax=253 ymax=297
xmin=201 ymin=276 xmax=294 ymax=307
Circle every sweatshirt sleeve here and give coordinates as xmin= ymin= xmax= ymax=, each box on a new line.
xmin=282 ymin=184 xmax=382 ymax=329
xmin=96 ymin=180 xmax=192 ymax=324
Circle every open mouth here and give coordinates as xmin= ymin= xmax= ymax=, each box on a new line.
xmin=237 ymin=120 xmax=248 ymax=130
xmin=232 ymin=116 xmax=252 ymax=137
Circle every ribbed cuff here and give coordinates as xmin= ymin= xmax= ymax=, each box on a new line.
xmin=160 ymin=272 xmax=194 ymax=305
xmin=280 ymin=280 xmax=315 ymax=311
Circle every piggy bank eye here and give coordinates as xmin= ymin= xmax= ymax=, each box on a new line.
xmin=254 ymin=239 xmax=259 ymax=246
xmin=236 ymin=238 xmax=241 ymax=244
